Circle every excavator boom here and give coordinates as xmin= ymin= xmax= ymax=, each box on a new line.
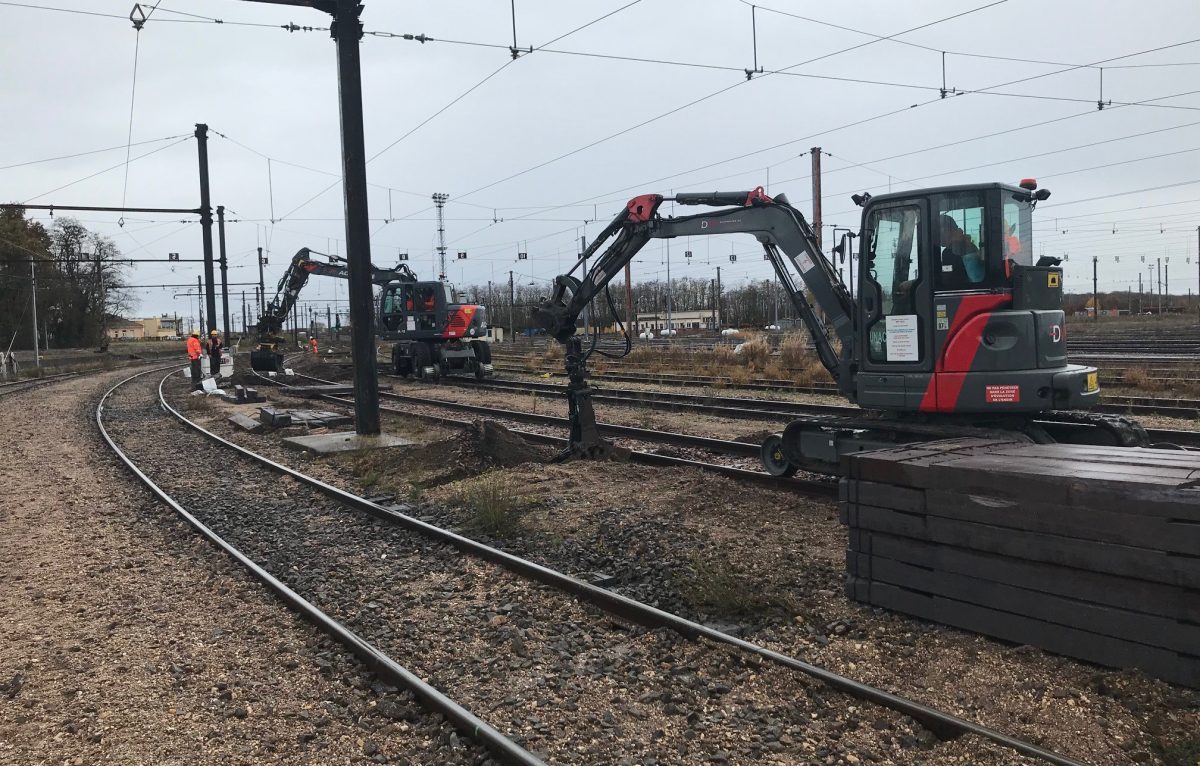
xmin=533 ymin=188 xmax=856 ymax=395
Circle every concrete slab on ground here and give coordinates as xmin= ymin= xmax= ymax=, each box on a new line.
xmin=282 ymin=431 xmax=415 ymax=454
xmin=259 ymin=407 xmax=352 ymax=428
xmin=228 ymin=413 xmax=263 ymax=432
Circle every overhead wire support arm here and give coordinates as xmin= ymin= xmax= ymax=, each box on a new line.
xmin=745 ymin=4 xmax=763 ymax=80
xmin=0 ymin=203 xmax=200 ymax=214
xmin=508 ymin=0 xmax=531 ymax=59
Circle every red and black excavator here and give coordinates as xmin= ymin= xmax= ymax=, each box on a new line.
xmin=532 ymin=181 xmax=1148 ymax=472
xmin=250 ymin=248 xmax=493 ymax=379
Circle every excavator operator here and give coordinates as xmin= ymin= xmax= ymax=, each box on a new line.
xmin=939 ymin=215 xmax=985 ymax=287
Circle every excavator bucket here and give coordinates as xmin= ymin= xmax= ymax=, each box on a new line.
xmin=250 ymin=349 xmax=283 ymax=373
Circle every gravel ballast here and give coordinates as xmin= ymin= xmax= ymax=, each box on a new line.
xmin=199 ymin=356 xmax=1200 ymax=765
xmin=0 ymin=368 xmax=491 ymax=765
xmin=125 ymin=370 xmax=1055 ymax=764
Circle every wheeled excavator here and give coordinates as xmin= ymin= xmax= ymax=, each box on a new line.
xmin=532 ymin=181 xmax=1148 ymax=473
xmin=250 ymin=248 xmax=494 ymax=379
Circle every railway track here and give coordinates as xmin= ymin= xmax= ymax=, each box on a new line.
xmin=95 ymin=366 xmax=1093 ymax=766
xmin=259 ymin=369 xmax=836 ymax=495
xmin=477 ymin=364 xmax=1200 ymax=429
xmin=0 ymin=357 xmax=182 ymax=399
xmin=292 ymin=360 xmax=1200 ymax=455
xmin=492 ymin=357 xmax=1195 ymax=396
xmin=0 ymin=370 xmax=85 ymax=398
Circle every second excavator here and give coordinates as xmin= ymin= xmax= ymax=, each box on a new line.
xmin=251 ymin=248 xmax=494 ymax=379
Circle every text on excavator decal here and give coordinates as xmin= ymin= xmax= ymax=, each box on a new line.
xmin=985 ymin=384 xmax=1021 ymax=403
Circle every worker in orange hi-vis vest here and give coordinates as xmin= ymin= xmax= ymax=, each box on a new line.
xmin=186 ymin=331 xmax=203 ymax=390
xmin=310 ymin=337 xmax=318 ymax=354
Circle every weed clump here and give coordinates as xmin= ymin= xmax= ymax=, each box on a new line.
xmin=1122 ymin=367 xmax=1150 ymax=389
xmin=732 ymin=337 xmax=771 ymax=371
xmin=677 ymin=553 xmax=797 ymax=618
xmin=453 ymin=472 xmax=526 ymax=537
xmin=778 ymin=334 xmax=811 ymax=368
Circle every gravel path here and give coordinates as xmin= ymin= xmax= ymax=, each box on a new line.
xmin=0 ymin=368 xmax=489 ymax=765
xmin=139 ymin=372 xmax=1044 ymax=764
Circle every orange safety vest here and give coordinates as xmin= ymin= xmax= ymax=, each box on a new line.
xmin=310 ymin=338 xmax=318 ymax=353
xmin=187 ymin=336 xmax=202 ymax=360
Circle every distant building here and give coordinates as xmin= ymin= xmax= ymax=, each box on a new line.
xmin=635 ymin=309 xmax=720 ymax=332
xmin=106 ymin=317 xmax=144 ymax=340
xmin=139 ymin=314 xmax=182 ymax=339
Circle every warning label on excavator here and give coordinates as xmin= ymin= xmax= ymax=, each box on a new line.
xmin=885 ymin=315 xmax=919 ymax=362
xmin=1048 ymin=273 xmax=1061 ymax=288
xmin=796 ymin=252 xmax=815 ymax=273
xmin=985 ymin=384 xmax=1021 ymax=403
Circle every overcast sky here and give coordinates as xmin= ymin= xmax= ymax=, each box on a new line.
xmin=2 ymin=0 xmax=1198 ymax=324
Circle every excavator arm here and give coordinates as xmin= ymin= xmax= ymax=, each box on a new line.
xmin=535 ymin=189 xmax=858 ymax=387
xmin=532 ymin=188 xmax=860 ymax=459
xmin=258 ymin=248 xmax=416 ymax=336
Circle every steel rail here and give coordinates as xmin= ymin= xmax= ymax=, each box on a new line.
xmin=495 ymin=360 xmax=1200 ymax=410
xmin=431 ymin=373 xmax=1200 ymax=421
xmin=380 ymin=390 xmax=764 ymax=456
xmin=465 ymin=374 xmax=1200 ymax=421
xmin=0 ymin=370 xmax=82 ymax=395
xmin=160 ymin=372 xmax=1088 ymax=766
xmin=0 ymin=357 xmax=182 ymax=397
xmin=96 ymin=369 xmax=546 ymax=766
xmin=324 ymin=394 xmax=833 ymax=496
xmin=252 ymin=369 xmax=835 ymax=495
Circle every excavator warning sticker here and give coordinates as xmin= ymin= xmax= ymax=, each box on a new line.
xmin=796 ymin=252 xmax=815 ymax=273
xmin=885 ymin=315 xmax=919 ymax=362
xmin=1048 ymin=273 xmax=1060 ymax=288
xmin=985 ymin=384 xmax=1020 ymax=403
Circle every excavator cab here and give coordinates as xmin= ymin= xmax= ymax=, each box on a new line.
xmin=852 ymin=181 xmax=1097 ymax=415
xmin=377 ymin=280 xmax=494 ymax=379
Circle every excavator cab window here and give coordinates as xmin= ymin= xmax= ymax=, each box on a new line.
xmin=868 ymin=205 xmax=921 ymax=364
xmin=416 ymin=284 xmax=439 ymax=331
xmin=380 ymin=284 xmax=416 ymax=332
xmin=864 ymin=203 xmax=923 ymax=364
xmin=1002 ymin=194 xmax=1033 ymax=277
xmin=934 ymin=192 xmax=995 ymax=291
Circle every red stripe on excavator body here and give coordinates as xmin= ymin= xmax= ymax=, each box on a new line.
xmin=918 ymin=293 xmax=1011 ymax=413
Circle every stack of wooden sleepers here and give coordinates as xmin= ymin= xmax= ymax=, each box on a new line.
xmin=840 ymin=438 xmax=1200 ymax=688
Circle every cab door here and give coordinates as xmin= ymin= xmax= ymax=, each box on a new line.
xmin=857 ymin=198 xmax=933 ymax=409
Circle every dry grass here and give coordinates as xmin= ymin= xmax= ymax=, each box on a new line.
xmin=733 ymin=337 xmax=770 ymax=370
xmin=677 ymin=553 xmax=797 ymax=618
xmin=778 ymin=334 xmax=810 ymax=368
xmin=793 ymin=357 xmax=831 ymax=386
xmin=451 ymin=472 xmax=527 ymax=537
xmin=182 ymin=393 xmax=215 ymax=413
xmin=1121 ymin=367 xmax=1155 ymax=390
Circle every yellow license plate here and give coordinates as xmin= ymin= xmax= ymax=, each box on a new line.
xmin=1086 ymin=372 xmax=1098 ymax=392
